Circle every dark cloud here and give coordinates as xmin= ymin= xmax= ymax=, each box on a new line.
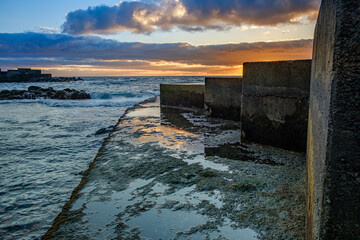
xmin=0 ymin=32 xmax=313 ymax=68
xmin=62 ymin=0 xmax=320 ymax=35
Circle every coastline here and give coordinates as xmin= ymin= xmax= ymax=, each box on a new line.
xmin=43 ymin=96 xmax=305 ymax=239
xmin=42 ymin=96 xmax=158 ymax=239
xmin=0 ymin=76 xmax=204 ymax=240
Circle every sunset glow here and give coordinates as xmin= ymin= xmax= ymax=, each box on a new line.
xmin=0 ymin=0 xmax=320 ymax=76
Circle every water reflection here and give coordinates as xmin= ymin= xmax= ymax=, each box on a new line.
xmin=47 ymin=98 xmax=305 ymax=240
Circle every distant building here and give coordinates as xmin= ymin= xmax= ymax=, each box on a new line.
xmin=0 ymin=68 xmax=52 ymax=82
xmin=0 ymin=69 xmax=7 ymax=82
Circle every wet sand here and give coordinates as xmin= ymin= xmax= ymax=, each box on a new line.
xmin=44 ymin=97 xmax=305 ymax=240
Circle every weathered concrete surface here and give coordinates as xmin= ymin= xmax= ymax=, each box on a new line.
xmin=306 ymin=0 xmax=360 ymax=239
xmin=204 ymin=77 xmax=242 ymax=121
xmin=44 ymin=97 xmax=306 ymax=240
xmin=241 ymin=60 xmax=311 ymax=152
xmin=160 ymin=83 xmax=204 ymax=109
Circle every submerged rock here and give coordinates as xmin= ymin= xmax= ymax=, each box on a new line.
xmin=44 ymin=97 xmax=306 ymax=240
xmin=95 ymin=126 xmax=114 ymax=135
xmin=0 ymin=76 xmax=83 ymax=83
xmin=0 ymin=86 xmax=91 ymax=100
xmin=45 ymin=77 xmax=83 ymax=82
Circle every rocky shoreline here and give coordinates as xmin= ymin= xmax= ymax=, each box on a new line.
xmin=29 ymin=77 xmax=84 ymax=82
xmin=43 ymin=97 xmax=305 ymax=240
xmin=0 ymin=77 xmax=83 ymax=83
xmin=0 ymin=86 xmax=91 ymax=100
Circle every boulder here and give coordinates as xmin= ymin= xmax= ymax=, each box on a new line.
xmin=0 ymin=86 xmax=91 ymax=100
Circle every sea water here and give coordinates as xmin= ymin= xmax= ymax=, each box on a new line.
xmin=0 ymin=76 xmax=202 ymax=240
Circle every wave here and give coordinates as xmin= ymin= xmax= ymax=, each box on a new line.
xmin=41 ymin=98 xmax=146 ymax=108
xmin=0 ymin=95 xmax=156 ymax=108
xmin=90 ymin=92 xmax=140 ymax=99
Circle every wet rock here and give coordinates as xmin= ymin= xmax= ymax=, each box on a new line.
xmin=196 ymin=169 xmax=217 ymax=178
xmin=45 ymin=97 xmax=306 ymax=240
xmin=0 ymin=86 xmax=91 ymax=100
xmin=47 ymin=77 xmax=83 ymax=82
xmin=95 ymin=126 xmax=114 ymax=135
xmin=1 ymin=76 xmax=83 ymax=83
xmin=229 ymin=181 xmax=259 ymax=192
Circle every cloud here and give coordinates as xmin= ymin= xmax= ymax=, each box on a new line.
xmin=40 ymin=26 xmax=60 ymax=33
xmin=62 ymin=0 xmax=320 ymax=35
xmin=0 ymin=32 xmax=313 ymax=75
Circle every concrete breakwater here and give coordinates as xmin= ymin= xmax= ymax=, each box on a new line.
xmin=160 ymin=0 xmax=360 ymax=237
xmin=43 ymin=97 xmax=306 ymax=239
xmin=160 ymin=83 xmax=205 ymax=109
xmin=205 ymin=77 xmax=242 ymax=121
xmin=305 ymin=0 xmax=360 ymax=239
xmin=242 ymin=60 xmax=311 ymax=152
xmin=43 ymin=0 xmax=359 ymax=238
xmin=161 ymin=60 xmax=312 ymax=153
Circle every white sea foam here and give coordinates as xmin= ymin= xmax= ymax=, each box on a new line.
xmin=0 ymin=76 xmax=203 ymax=240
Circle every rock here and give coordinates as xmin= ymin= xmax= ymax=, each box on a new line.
xmin=0 ymin=86 xmax=91 ymax=100
xmin=95 ymin=126 xmax=114 ymax=135
xmin=49 ymin=77 xmax=83 ymax=82
xmin=28 ymin=86 xmax=43 ymax=91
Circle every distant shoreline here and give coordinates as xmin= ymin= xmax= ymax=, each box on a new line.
xmin=0 ymin=68 xmax=83 ymax=83
xmin=0 ymin=76 xmax=83 ymax=83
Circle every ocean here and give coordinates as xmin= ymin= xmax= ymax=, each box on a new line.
xmin=0 ymin=76 xmax=203 ymax=240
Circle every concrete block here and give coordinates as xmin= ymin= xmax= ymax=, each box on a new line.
xmin=306 ymin=0 xmax=360 ymax=239
xmin=160 ymin=83 xmax=204 ymax=109
xmin=241 ymin=60 xmax=311 ymax=152
xmin=204 ymin=77 xmax=242 ymax=121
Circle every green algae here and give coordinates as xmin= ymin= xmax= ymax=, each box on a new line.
xmin=196 ymin=169 xmax=218 ymax=178
xmin=228 ymin=179 xmax=263 ymax=192
xmin=44 ymin=97 xmax=306 ymax=240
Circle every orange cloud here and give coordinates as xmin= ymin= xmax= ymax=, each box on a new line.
xmin=63 ymin=0 xmax=321 ymax=35
xmin=0 ymin=33 xmax=313 ymax=76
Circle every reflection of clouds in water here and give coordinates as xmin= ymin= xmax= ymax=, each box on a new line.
xmin=50 ymin=97 xmax=305 ymax=240
xmin=133 ymin=124 xmax=203 ymax=154
xmin=183 ymin=155 xmax=229 ymax=172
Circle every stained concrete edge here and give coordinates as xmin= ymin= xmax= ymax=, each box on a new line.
xmin=160 ymin=83 xmax=204 ymax=109
xmin=306 ymin=0 xmax=360 ymax=239
xmin=204 ymin=77 xmax=242 ymax=121
xmin=241 ymin=60 xmax=311 ymax=152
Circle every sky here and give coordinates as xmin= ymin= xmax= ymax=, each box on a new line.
xmin=0 ymin=0 xmax=320 ymax=76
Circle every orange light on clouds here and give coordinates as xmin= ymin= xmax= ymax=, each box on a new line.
xmin=37 ymin=41 xmax=312 ymax=76
xmin=40 ymin=62 xmax=244 ymax=77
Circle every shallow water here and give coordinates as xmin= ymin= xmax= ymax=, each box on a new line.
xmin=0 ymin=76 xmax=202 ymax=239
xmin=48 ymin=98 xmax=306 ymax=240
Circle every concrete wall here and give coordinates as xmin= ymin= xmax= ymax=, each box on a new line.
xmin=306 ymin=0 xmax=360 ymax=239
xmin=241 ymin=60 xmax=311 ymax=152
xmin=204 ymin=77 xmax=242 ymax=121
xmin=160 ymin=83 xmax=204 ymax=109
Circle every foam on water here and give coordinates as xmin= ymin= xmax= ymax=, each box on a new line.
xmin=0 ymin=76 xmax=203 ymax=239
